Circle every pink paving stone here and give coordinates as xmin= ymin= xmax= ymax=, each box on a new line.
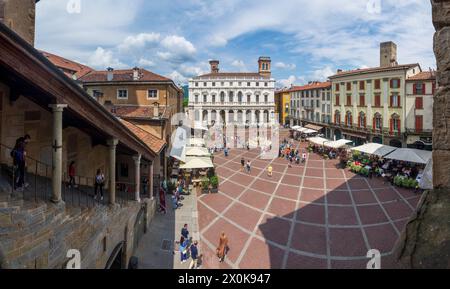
xmin=198 ymin=202 xmax=219 ymax=231
xmin=238 ymin=189 xmax=271 ymax=211
xmin=291 ymin=223 xmax=327 ymax=255
xmin=226 ymin=161 xmax=243 ymax=171
xmin=238 ymin=237 xmax=284 ymax=269
xmin=352 ymin=190 xmax=378 ymax=204
xmin=215 ymin=167 xmax=235 ymax=178
xmin=286 ymin=253 xmax=328 ymax=269
xmin=373 ymin=188 xmax=402 ymax=202
xmin=305 ymin=168 xmax=324 ymax=178
xmin=308 ymin=160 xmax=323 ymax=168
xmin=383 ymin=200 xmax=413 ymax=220
xmin=343 ymin=169 xmax=364 ymax=179
xmin=331 ymin=259 xmax=368 ymax=269
xmin=275 ymin=184 xmax=299 ymax=200
xmin=325 ymin=161 xmax=340 ymax=168
xmin=296 ymin=203 xmax=326 ymax=224
xmin=395 ymin=187 xmax=417 ymax=199
xmin=251 ymin=160 xmax=268 ymax=169
xmin=326 ymin=178 xmax=349 ymax=191
xmin=364 ymin=223 xmax=398 ymax=253
xmin=219 ymin=181 xmax=246 ymax=199
xmin=247 ymin=167 xmax=262 ymax=177
xmin=260 ymin=171 xmax=283 ymax=182
xmin=200 ymin=192 xmax=233 ymax=213
xmin=326 ymin=190 xmax=353 ymax=205
xmin=229 ymin=172 xmax=254 ymax=185
xmin=251 ymin=179 xmax=278 ymax=194
xmin=281 ymin=174 xmax=302 ymax=186
xmin=267 ymin=197 xmax=297 ymax=219
xmin=407 ymin=196 xmax=421 ymax=209
xmin=270 ymin=163 xmax=286 ymax=171
xmin=366 ymin=177 xmax=391 ymax=189
xmin=327 ymin=206 xmax=359 ymax=225
xmin=325 ymin=168 xmax=345 ymax=178
xmin=224 ymin=203 xmax=262 ymax=232
xmin=329 ymin=228 xmax=367 ymax=257
xmin=257 ymin=215 xmax=292 ymax=246
xmin=202 ymin=218 xmax=251 ymax=264
xmin=300 ymin=188 xmax=326 ymax=204
xmin=303 ymin=177 xmax=324 ymax=189
xmin=356 ymin=204 xmax=389 ymax=225
xmin=347 ymin=178 xmax=370 ymax=190
xmin=394 ymin=219 xmax=409 ymax=232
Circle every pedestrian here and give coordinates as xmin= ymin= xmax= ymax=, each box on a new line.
xmin=216 ymin=232 xmax=229 ymax=263
xmin=68 ymin=161 xmax=76 ymax=188
xmin=224 ymin=147 xmax=229 ymax=157
xmin=94 ymin=169 xmax=105 ymax=201
xmin=159 ymin=186 xmax=166 ymax=214
xmin=246 ymin=160 xmax=251 ymax=173
xmin=302 ymin=151 xmax=307 ymax=164
xmin=189 ymin=241 xmax=199 ymax=269
xmin=179 ymin=236 xmax=188 ymax=264
xmin=181 ymin=224 xmax=190 ymax=240
xmin=288 ymin=155 xmax=293 ymax=168
xmin=11 ymin=134 xmax=30 ymax=190
xmin=267 ymin=165 xmax=273 ymax=177
xmin=240 ymin=158 xmax=245 ymax=172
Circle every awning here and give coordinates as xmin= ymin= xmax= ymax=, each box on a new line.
xmin=384 ymin=148 xmax=432 ymax=164
xmin=185 ymin=147 xmax=211 ymax=157
xmin=351 ymin=143 xmax=397 ymax=157
xmin=307 ymin=137 xmax=330 ymax=146
xmin=296 ymin=127 xmax=317 ymax=134
xmin=179 ymin=156 xmax=214 ymax=169
xmin=305 ymin=124 xmax=323 ymax=131
xmin=343 ymin=131 xmax=367 ymax=140
xmin=187 ymin=138 xmax=206 ymax=147
xmin=291 ymin=125 xmax=302 ymax=130
xmin=324 ymin=139 xmax=353 ymax=149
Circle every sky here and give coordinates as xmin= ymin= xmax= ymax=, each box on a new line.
xmin=35 ymin=0 xmax=435 ymax=88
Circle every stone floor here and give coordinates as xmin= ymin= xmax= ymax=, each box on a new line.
xmin=197 ymin=139 xmax=422 ymax=269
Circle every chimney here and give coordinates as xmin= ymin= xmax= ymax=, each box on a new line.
xmin=380 ymin=41 xmax=398 ymax=67
xmin=209 ymin=60 xmax=219 ymax=74
xmin=107 ymin=67 xmax=114 ymax=81
xmin=133 ymin=67 xmax=140 ymax=80
xmin=337 ymin=69 xmax=343 ymax=73
xmin=258 ymin=56 xmax=271 ymax=78
xmin=0 ymin=0 xmax=38 ymax=46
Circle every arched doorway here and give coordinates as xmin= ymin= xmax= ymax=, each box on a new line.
xmin=228 ymin=110 xmax=234 ymax=123
xmin=389 ymin=139 xmax=402 ymax=148
xmin=105 ymin=242 xmax=125 ymax=269
xmin=334 ymin=129 xmax=342 ymax=140
xmin=237 ymin=110 xmax=243 ymax=124
xmin=263 ymin=110 xmax=269 ymax=123
xmin=219 ymin=110 xmax=225 ymax=124
xmin=255 ymin=110 xmax=261 ymax=124
xmin=202 ymin=110 xmax=208 ymax=123
xmin=372 ymin=136 xmax=382 ymax=144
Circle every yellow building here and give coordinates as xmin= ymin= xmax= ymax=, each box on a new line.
xmin=275 ymin=89 xmax=291 ymax=125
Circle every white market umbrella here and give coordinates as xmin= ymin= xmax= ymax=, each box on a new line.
xmin=351 ymin=143 xmax=397 ymax=157
xmin=324 ymin=139 xmax=353 ymax=149
xmin=384 ymin=148 xmax=432 ymax=164
xmin=180 ymin=156 xmax=214 ymax=169
xmin=185 ymin=146 xmax=211 ymax=157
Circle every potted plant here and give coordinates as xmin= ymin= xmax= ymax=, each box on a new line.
xmin=209 ymin=175 xmax=219 ymax=193
xmin=201 ymin=177 xmax=210 ymax=194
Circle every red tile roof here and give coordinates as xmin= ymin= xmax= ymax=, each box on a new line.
xmin=282 ymin=82 xmax=331 ymax=93
xmin=407 ymin=71 xmax=436 ymax=81
xmin=40 ymin=50 xmax=93 ymax=79
xmin=194 ymin=72 xmax=270 ymax=79
xmin=120 ymin=119 xmax=166 ymax=154
xmin=80 ymin=68 xmax=171 ymax=83
xmin=111 ymin=105 xmax=171 ymax=119
xmin=329 ymin=64 xmax=420 ymax=79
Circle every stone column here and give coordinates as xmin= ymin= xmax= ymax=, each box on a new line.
xmin=207 ymin=110 xmax=212 ymax=125
xmin=260 ymin=110 xmax=265 ymax=124
xmin=234 ymin=109 xmax=238 ymax=124
xmin=242 ymin=110 xmax=247 ymax=126
xmin=225 ymin=110 xmax=229 ymax=124
xmin=133 ymin=154 xmax=141 ymax=202
xmin=148 ymin=161 xmax=154 ymax=200
xmin=49 ymin=104 xmax=67 ymax=203
xmin=107 ymin=138 xmax=118 ymax=205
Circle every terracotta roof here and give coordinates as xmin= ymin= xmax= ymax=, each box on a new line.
xmin=194 ymin=72 xmax=270 ymax=79
xmin=329 ymin=64 xmax=420 ymax=79
xmin=407 ymin=71 xmax=436 ymax=81
xmin=40 ymin=50 xmax=93 ymax=79
xmin=284 ymin=82 xmax=331 ymax=93
xmin=80 ymin=68 xmax=172 ymax=83
xmin=111 ymin=105 xmax=171 ymax=119
xmin=120 ymin=119 xmax=166 ymax=154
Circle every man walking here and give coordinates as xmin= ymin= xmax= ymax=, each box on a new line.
xmin=189 ymin=241 xmax=199 ymax=269
xmin=181 ymin=224 xmax=190 ymax=241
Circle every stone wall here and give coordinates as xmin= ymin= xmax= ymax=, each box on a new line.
xmin=0 ymin=0 xmax=36 ymax=46
xmin=0 ymin=198 xmax=156 ymax=269
xmin=432 ymin=0 xmax=450 ymax=189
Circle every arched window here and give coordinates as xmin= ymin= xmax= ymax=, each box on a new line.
xmin=238 ymin=92 xmax=243 ymax=104
xmin=212 ymin=94 xmax=216 ymax=104
xmin=335 ymin=111 xmax=341 ymax=124
xmin=358 ymin=112 xmax=366 ymax=128
xmin=220 ymin=92 xmax=225 ymax=103
xmin=229 ymin=91 xmax=234 ymax=103
xmin=390 ymin=113 xmax=401 ymax=134
xmin=264 ymin=95 xmax=268 ymax=104
xmin=345 ymin=111 xmax=352 ymax=127
xmin=247 ymin=94 xmax=251 ymax=103
xmin=203 ymin=94 xmax=207 ymax=103
xmin=194 ymin=95 xmax=199 ymax=104
xmin=373 ymin=112 xmax=382 ymax=131
xmin=255 ymin=95 xmax=260 ymax=104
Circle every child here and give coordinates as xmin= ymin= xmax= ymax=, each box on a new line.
xmin=267 ymin=165 xmax=273 ymax=177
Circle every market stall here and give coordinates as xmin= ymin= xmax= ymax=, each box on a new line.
xmin=351 ymin=143 xmax=397 ymax=157
xmin=384 ymin=148 xmax=432 ymax=164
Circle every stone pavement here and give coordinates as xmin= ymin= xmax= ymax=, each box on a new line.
xmin=133 ymin=188 xmax=200 ymax=269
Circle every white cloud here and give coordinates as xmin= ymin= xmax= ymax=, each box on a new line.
xmin=159 ymin=35 xmax=197 ymax=63
xmin=310 ymin=66 xmax=335 ymax=81
xmin=138 ymin=58 xmax=156 ymax=68
xmin=274 ymin=62 xmax=296 ymax=70
xmin=168 ymin=71 xmax=188 ymax=85
xmin=231 ymin=60 xmax=247 ymax=72
xmin=118 ymin=33 xmax=161 ymax=51
xmin=277 ymin=75 xmax=297 ymax=88
xmin=87 ymin=47 xmax=126 ymax=69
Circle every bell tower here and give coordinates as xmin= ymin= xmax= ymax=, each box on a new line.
xmin=258 ymin=56 xmax=271 ymax=78
xmin=0 ymin=0 xmax=39 ymax=46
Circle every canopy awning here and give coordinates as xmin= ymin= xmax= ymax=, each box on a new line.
xmin=305 ymin=124 xmax=323 ymax=131
xmin=384 ymin=148 xmax=432 ymax=164
xmin=185 ymin=146 xmax=211 ymax=157
xmin=324 ymin=139 xmax=353 ymax=149
xmin=179 ymin=156 xmax=214 ymax=169
xmin=297 ymin=127 xmax=317 ymax=134
xmin=307 ymin=136 xmax=330 ymax=145
xmin=343 ymin=131 xmax=368 ymax=140
xmin=187 ymin=138 xmax=206 ymax=147
xmin=291 ymin=125 xmax=302 ymax=130
xmin=351 ymin=143 xmax=397 ymax=157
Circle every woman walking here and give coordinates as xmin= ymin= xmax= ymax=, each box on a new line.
xmin=94 ymin=169 xmax=105 ymax=201
xmin=216 ymin=232 xmax=229 ymax=263
xmin=68 ymin=161 xmax=76 ymax=188
xmin=179 ymin=236 xmax=188 ymax=264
